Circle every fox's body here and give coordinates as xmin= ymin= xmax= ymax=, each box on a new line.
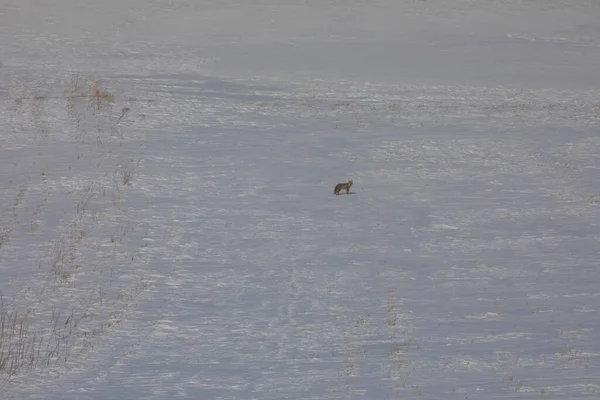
xmin=334 ymin=180 xmax=353 ymax=195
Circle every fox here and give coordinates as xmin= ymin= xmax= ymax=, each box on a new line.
xmin=333 ymin=180 xmax=353 ymax=195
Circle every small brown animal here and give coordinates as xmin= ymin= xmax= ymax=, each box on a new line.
xmin=334 ymin=180 xmax=353 ymax=195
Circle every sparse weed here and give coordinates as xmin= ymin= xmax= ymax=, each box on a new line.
xmin=115 ymin=163 xmax=132 ymax=186
xmin=123 ymin=169 xmax=131 ymax=186
xmin=65 ymin=75 xmax=115 ymax=113
xmin=387 ymin=298 xmax=395 ymax=312
xmin=345 ymin=363 xmax=355 ymax=376
xmin=92 ymin=80 xmax=115 ymax=110
xmin=115 ymin=106 xmax=130 ymax=123
xmin=389 ymin=344 xmax=405 ymax=356
xmin=0 ymin=73 xmax=144 ymax=383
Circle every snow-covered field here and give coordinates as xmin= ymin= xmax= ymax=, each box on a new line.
xmin=1 ymin=1 xmax=600 ymax=398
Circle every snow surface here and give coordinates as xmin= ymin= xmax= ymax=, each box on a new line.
xmin=1 ymin=0 xmax=600 ymax=398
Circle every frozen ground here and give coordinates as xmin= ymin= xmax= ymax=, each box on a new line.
xmin=1 ymin=0 xmax=600 ymax=398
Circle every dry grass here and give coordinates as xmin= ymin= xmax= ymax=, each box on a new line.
xmin=91 ymin=80 xmax=115 ymax=111
xmin=64 ymin=74 xmax=115 ymax=118
xmin=0 ymin=294 xmax=99 ymax=379
xmin=120 ymin=164 xmax=132 ymax=186
xmin=0 ymin=73 xmax=145 ymax=383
